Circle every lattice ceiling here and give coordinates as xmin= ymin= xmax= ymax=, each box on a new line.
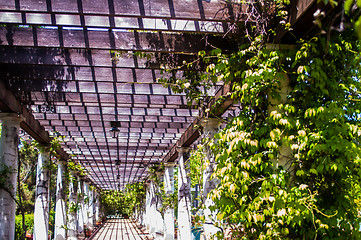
xmin=0 ymin=0 xmax=321 ymax=190
xmin=0 ymin=0 xmax=245 ymax=190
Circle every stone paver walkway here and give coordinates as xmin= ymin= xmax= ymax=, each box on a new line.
xmin=90 ymin=218 xmax=151 ymax=240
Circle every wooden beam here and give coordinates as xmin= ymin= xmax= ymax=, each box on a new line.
xmin=0 ymin=26 xmax=208 ymax=53
xmin=0 ymin=0 xmax=244 ymax=23
xmin=0 ymin=80 xmax=69 ymax=160
xmin=278 ymin=0 xmax=339 ymax=43
xmin=0 ymin=46 xmax=196 ymax=69
xmin=290 ymin=0 xmax=316 ymax=25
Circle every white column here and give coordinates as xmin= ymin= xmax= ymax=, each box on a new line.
xmin=154 ymin=172 xmax=164 ymax=239
xmin=163 ymin=163 xmax=175 ymax=240
xmin=88 ymin=185 xmax=94 ymax=228
xmin=83 ymin=180 xmax=90 ymax=228
xmin=77 ymin=177 xmax=84 ymax=235
xmin=67 ymin=171 xmax=78 ymax=240
xmin=34 ymin=146 xmax=51 ymax=240
xmin=149 ymin=181 xmax=157 ymax=235
xmin=200 ymin=118 xmax=222 ymax=239
xmin=145 ymin=181 xmax=151 ymax=231
xmin=0 ymin=113 xmax=23 ymax=240
xmin=177 ymin=147 xmax=192 ymax=240
xmin=94 ymin=191 xmax=100 ymax=224
xmin=54 ymin=160 xmax=67 ymax=240
xmin=268 ymin=73 xmax=293 ymax=172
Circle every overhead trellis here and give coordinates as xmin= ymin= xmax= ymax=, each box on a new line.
xmin=0 ymin=0 xmax=248 ymax=190
xmin=0 ymin=0 xmax=318 ymax=190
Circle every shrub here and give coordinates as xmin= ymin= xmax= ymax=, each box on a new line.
xmin=15 ymin=214 xmax=34 ymax=240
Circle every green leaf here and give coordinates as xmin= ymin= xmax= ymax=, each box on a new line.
xmin=355 ymin=16 xmax=361 ymax=40
xmin=296 ymin=170 xmax=305 ymax=176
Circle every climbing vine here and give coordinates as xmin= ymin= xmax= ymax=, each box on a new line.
xmin=147 ymin=163 xmax=178 ymax=217
xmin=158 ymin=1 xmax=361 ymax=238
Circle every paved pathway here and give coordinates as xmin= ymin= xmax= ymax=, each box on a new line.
xmin=91 ymin=218 xmax=151 ymax=240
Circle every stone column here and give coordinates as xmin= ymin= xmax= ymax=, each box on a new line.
xmin=94 ymin=190 xmax=100 ymax=224
xmin=148 ymin=180 xmax=158 ymax=237
xmin=0 ymin=113 xmax=23 ymax=240
xmin=34 ymin=146 xmax=51 ymax=240
xmin=268 ymin=73 xmax=293 ymax=173
xmin=83 ymin=180 xmax=90 ymax=229
xmin=145 ymin=181 xmax=151 ymax=231
xmin=67 ymin=171 xmax=78 ymax=240
xmin=177 ymin=147 xmax=192 ymax=240
xmin=200 ymin=118 xmax=222 ymax=239
xmin=88 ymin=185 xmax=94 ymax=228
xmin=77 ymin=177 xmax=84 ymax=236
xmin=54 ymin=160 xmax=67 ymax=240
xmin=163 ymin=163 xmax=175 ymax=240
xmin=154 ymin=172 xmax=164 ymax=239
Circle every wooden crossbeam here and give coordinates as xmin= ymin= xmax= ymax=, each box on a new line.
xmin=0 ymin=46 xmax=196 ymax=69
xmin=0 ymin=26 xmax=208 ymax=53
xmin=0 ymin=0 xmax=249 ymax=37
xmin=0 ymin=80 xmax=69 ymax=160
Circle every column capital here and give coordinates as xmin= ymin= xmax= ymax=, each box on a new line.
xmin=0 ymin=113 xmax=25 ymax=126
xmin=176 ymin=146 xmax=191 ymax=154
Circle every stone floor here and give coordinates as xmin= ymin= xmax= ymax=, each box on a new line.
xmin=90 ymin=218 xmax=151 ymax=240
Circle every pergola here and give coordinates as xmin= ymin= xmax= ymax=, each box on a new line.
xmin=0 ymin=0 xmax=248 ymax=190
xmin=0 ymin=0 xmax=328 ymax=238
xmin=0 ymin=0 xmax=318 ymax=190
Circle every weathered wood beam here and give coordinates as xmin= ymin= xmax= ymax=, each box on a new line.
xmin=0 ymin=80 xmax=69 ymax=160
xmin=0 ymin=0 xmax=245 ymax=23
xmin=0 ymin=46 xmax=196 ymax=69
xmin=0 ymin=26 xmax=208 ymax=53
xmin=278 ymin=0 xmax=341 ymax=43
xmin=289 ymin=0 xmax=316 ymax=25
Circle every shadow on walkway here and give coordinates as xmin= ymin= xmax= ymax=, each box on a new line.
xmin=89 ymin=218 xmax=151 ymax=240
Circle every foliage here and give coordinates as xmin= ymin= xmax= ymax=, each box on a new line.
xmin=17 ymin=140 xmax=38 ymax=214
xmin=124 ymin=181 xmax=147 ymax=216
xmin=160 ymin=11 xmax=361 ymax=239
xmin=345 ymin=0 xmax=361 ymax=39
xmin=189 ymin=145 xmax=207 ymax=189
xmin=49 ymin=210 xmax=55 ymax=237
xmin=67 ymin=160 xmax=86 ymax=176
xmin=146 ymin=163 xmax=179 ymax=217
xmin=15 ymin=214 xmax=34 ymax=240
xmin=68 ymin=201 xmax=79 ymax=214
xmin=0 ymin=163 xmax=16 ymax=192
xmin=100 ymin=190 xmax=127 ymax=216
xmin=189 ymin=145 xmax=208 ymax=226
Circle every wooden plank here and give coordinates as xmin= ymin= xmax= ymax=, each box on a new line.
xmin=0 ymin=46 xmax=195 ymax=69
xmin=0 ymin=64 xmax=175 ymax=84
xmin=0 ymin=14 xmax=229 ymax=34
xmin=292 ymin=0 xmax=316 ymax=24
xmin=0 ymin=26 xmax=208 ymax=53
xmin=1 ymin=0 xmax=244 ymax=22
